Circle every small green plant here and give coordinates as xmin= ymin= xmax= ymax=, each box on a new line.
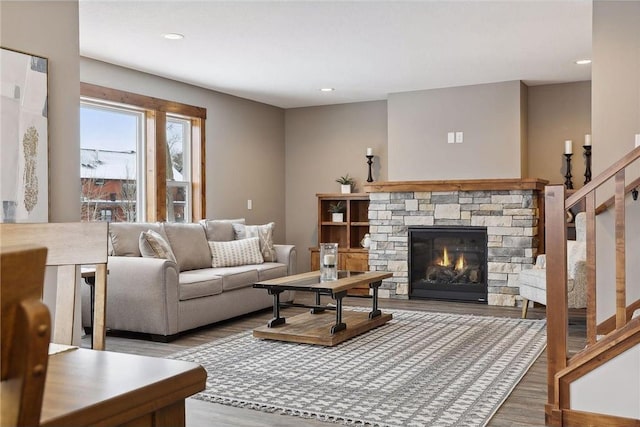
xmin=335 ymin=174 xmax=355 ymax=186
xmin=327 ymin=201 xmax=346 ymax=213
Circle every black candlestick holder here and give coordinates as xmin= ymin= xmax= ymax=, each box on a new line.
xmin=564 ymin=153 xmax=574 ymax=189
xmin=583 ymin=145 xmax=592 ymax=184
xmin=366 ymin=155 xmax=374 ymax=183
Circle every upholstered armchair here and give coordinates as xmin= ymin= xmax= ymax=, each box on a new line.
xmin=518 ymin=212 xmax=587 ymax=318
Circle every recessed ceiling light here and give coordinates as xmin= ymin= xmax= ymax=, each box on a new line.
xmin=320 ymin=88 xmax=335 ymax=92
xmin=575 ymin=59 xmax=591 ymax=65
xmin=163 ymin=33 xmax=184 ymax=40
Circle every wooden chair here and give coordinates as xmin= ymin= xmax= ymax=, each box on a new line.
xmin=1 ymin=245 xmax=51 ymax=427
xmin=0 ymin=223 xmax=108 ymax=349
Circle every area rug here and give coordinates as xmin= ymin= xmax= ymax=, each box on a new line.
xmin=169 ymin=309 xmax=546 ymax=427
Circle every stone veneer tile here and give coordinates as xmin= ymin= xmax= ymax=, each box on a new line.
xmin=414 ymin=192 xmax=431 ymax=200
xmin=370 ymin=193 xmax=391 ymax=201
xmin=487 ymin=226 xmax=525 ymax=236
xmin=491 ymin=195 xmax=523 ymax=204
xmin=471 ymin=216 xmax=513 ymax=227
xmin=405 ymin=199 xmax=419 ymax=211
xmin=405 ymin=216 xmax=434 ymax=226
xmin=434 ymin=204 xmax=460 ymax=219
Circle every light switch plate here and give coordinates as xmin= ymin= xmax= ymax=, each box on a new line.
xmin=447 ymin=132 xmax=455 ymax=144
xmin=455 ymin=131 xmax=463 ymax=143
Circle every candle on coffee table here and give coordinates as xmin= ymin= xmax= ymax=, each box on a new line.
xmin=324 ymin=254 xmax=336 ymax=266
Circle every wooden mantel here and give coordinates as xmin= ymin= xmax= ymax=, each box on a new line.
xmin=363 ymin=178 xmax=548 ymax=193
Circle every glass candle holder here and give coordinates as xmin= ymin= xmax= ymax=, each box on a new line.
xmin=320 ymin=243 xmax=338 ymax=281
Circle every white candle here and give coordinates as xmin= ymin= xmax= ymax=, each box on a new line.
xmin=564 ymin=140 xmax=573 ymax=154
xmin=584 ymin=134 xmax=591 ymax=146
xmin=635 ymin=134 xmax=640 ymax=148
xmin=366 ymin=147 xmax=373 ymax=156
xmin=323 ymin=254 xmax=336 ymax=266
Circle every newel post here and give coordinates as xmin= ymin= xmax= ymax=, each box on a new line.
xmin=544 ymin=185 xmax=569 ymax=426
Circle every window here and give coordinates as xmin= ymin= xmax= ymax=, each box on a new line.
xmin=80 ymin=101 xmax=144 ymax=222
xmin=166 ymin=117 xmax=191 ymax=222
xmin=80 ymin=83 xmax=206 ymax=222
xmin=99 ymin=209 xmax=113 ymax=222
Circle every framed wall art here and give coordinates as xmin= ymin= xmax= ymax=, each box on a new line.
xmin=1 ymin=47 xmax=49 ymax=223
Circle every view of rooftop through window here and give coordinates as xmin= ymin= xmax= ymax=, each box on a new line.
xmin=80 ymin=102 xmax=143 ymax=222
xmin=166 ymin=117 xmax=190 ymax=222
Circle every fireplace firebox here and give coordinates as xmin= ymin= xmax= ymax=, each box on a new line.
xmin=408 ymin=226 xmax=488 ymax=303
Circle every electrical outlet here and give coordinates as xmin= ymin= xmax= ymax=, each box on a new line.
xmin=455 ymin=132 xmax=463 ymax=143
xmin=247 ymin=199 xmax=252 ymax=210
xmin=447 ymin=132 xmax=455 ymax=144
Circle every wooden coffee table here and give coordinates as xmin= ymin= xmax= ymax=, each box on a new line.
xmin=253 ymin=270 xmax=393 ymax=346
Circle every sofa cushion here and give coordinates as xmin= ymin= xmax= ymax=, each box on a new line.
xmin=163 ymin=223 xmax=211 ymax=271
xmin=178 ymin=270 xmax=223 ymax=300
xmin=139 ymin=229 xmax=177 ymax=263
xmin=233 ymin=222 xmax=277 ymax=262
xmin=209 ymin=237 xmax=263 ymax=268
xmin=255 ymin=263 xmax=288 ymax=281
xmin=109 ymin=222 xmax=164 ymax=257
xmin=199 ymin=218 xmax=245 ymax=242
xmin=209 ymin=266 xmax=259 ymax=291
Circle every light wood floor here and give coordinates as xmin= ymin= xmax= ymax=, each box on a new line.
xmin=81 ymin=295 xmax=586 ymax=427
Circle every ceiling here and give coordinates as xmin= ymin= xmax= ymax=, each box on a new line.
xmin=79 ymin=1 xmax=592 ymax=109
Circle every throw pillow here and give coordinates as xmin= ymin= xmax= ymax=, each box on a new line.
xmin=208 ymin=237 xmax=264 ymax=268
xmin=232 ymin=222 xmax=277 ymax=262
xmin=199 ymin=218 xmax=245 ymax=242
xmin=139 ymin=229 xmax=177 ymax=263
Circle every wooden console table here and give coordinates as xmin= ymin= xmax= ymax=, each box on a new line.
xmin=39 ymin=349 xmax=206 ymax=426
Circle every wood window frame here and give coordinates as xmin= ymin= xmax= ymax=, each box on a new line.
xmin=80 ymin=83 xmax=206 ymax=221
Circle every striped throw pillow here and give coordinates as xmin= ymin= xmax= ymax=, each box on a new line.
xmin=208 ymin=237 xmax=264 ymax=267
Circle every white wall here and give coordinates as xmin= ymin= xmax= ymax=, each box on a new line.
xmin=571 ymin=345 xmax=640 ymax=419
xmin=387 ymin=81 xmax=525 ymax=180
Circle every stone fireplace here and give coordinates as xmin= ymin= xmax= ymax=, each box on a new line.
xmin=363 ymin=179 xmax=547 ymax=306
xmin=409 ymin=226 xmax=488 ymax=302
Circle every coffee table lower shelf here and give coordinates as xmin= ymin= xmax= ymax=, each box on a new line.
xmin=253 ymin=310 xmax=392 ymax=346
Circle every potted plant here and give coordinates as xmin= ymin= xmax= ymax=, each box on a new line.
xmin=328 ymin=201 xmax=345 ymax=222
xmin=336 ymin=174 xmax=355 ymax=194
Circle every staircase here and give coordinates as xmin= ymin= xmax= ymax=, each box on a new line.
xmin=544 ymin=146 xmax=640 ymax=426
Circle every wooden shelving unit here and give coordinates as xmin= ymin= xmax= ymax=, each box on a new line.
xmin=310 ymin=193 xmax=370 ymax=296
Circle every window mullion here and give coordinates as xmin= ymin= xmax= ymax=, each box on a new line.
xmin=191 ymin=118 xmax=205 ymax=221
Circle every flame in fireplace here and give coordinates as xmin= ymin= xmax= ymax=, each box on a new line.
xmin=437 ymin=247 xmax=466 ymax=271
xmin=439 ymin=247 xmax=451 ymax=267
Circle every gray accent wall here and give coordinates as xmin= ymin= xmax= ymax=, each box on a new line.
xmin=80 ymin=58 xmax=287 ymax=244
xmin=527 ymin=81 xmax=592 ymax=188
xmin=387 ymin=81 xmax=525 ymax=180
xmin=285 ymin=101 xmax=388 ymax=273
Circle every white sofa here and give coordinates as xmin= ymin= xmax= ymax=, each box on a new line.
xmin=518 ymin=212 xmax=587 ymax=318
xmin=82 ymin=219 xmax=295 ymax=340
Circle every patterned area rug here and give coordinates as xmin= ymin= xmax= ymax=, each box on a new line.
xmin=170 ymin=309 xmax=546 ymax=427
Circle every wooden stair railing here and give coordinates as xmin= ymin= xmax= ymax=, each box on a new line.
xmin=545 ymin=145 xmax=640 ymax=427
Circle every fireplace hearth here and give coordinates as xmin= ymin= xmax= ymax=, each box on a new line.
xmin=409 ymin=226 xmax=488 ymax=303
